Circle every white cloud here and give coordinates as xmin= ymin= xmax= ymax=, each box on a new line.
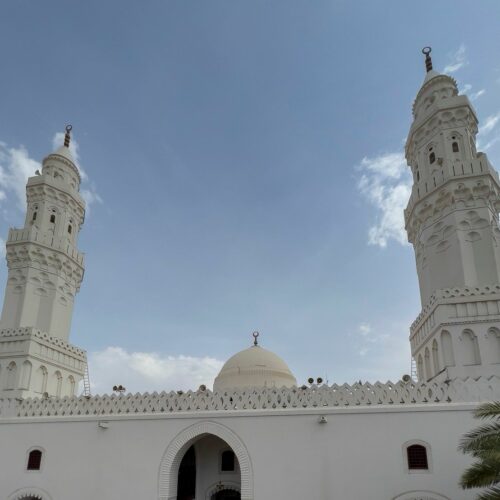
xmin=0 ymin=143 xmax=40 ymax=209
xmin=477 ymin=111 xmax=500 ymax=152
xmin=443 ymin=44 xmax=467 ymax=73
xmin=356 ymin=152 xmax=412 ymax=248
xmin=0 ymin=134 xmax=101 ymax=214
xmin=470 ymin=89 xmax=486 ymax=101
xmin=480 ymin=113 xmax=500 ymax=136
xmin=87 ymin=346 xmax=224 ymax=395
xmin=459 ymin=84 xmax=485 ymax=102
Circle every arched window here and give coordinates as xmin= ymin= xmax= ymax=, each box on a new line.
xmin=463 ymin=330 xmax=481 ymax=365
xmin=67 ymin=224 xmax=72 ymax=234
xmin=35 ymin=366 xmax=48 ymax=394
xmin=27 ymin=449 xmax=43 ymax=470
xmin=429 ymin=152 xmax=436 ymax=164
xmin=407 ymin=444 xmax=429 ymax=470
xmin=432 ymin=339 xmax=440 ymax=375
xmin=32 ymin=211 xmax=37 ymax=221
xmin=67 ymin=375 xmax=76 ymax=396
xmin=417 ymin=355 xmax=424 ymax=381
xmin=50 ymin=214 xmax=55 ymax=223
xmin=5 ymin=361 xmax=17 ymax=390
xmin=53 ymin=371 xmax=62 ymax=397
xmin=488 ymin=328 xmax=500 ymax=364
xmin=452 ymin=141 xmax=459 ymax=153
xmin=20 ymin=360 xmax=32 ymax=390
xmin=441 ymin=331 xmax=455 ymax=367
xmin=424 ymin=347 xmax=432 ymax=380
xmin=221 ymin=450 xmax=236 ymax=472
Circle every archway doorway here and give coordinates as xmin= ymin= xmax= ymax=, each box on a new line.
xmin=177 ymin=445 xmax=196 ymax=500
xmin=175 ymin=434 xmax=241 ymax=500
xmin=158 ymin=421 xmax=253 ymax=500
xmin=211 ymin=490 xmax=241 ymax=499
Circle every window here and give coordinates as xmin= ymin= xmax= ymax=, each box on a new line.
xmin=429 ymin=152 xmax=436 ymax=164
xmin=50 ymin=214 xmax=55 ymax=223
xmin=452 ymin=141 xmax=459 ymax=153
xmin=32 ymin=211 xmax=37 ymax=221
xmin=407 ymin=444 xmax=428 ymax=470
xmin=68 ymin=224 xmax=72 ymax=234
xmin=27 ymin=449 xmax=42 ymax=470
xmin=463 ymin=330 xmax=481 ymax=365
xmin=221 ymin=450 xmax=235 ymax=472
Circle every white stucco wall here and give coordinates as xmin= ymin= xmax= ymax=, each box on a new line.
xmin=0 ymin=404 xmax=481 ymax=500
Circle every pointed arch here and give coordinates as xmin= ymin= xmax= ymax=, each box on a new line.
xmin=7 ymin=486 xmax=52 ymax=500
xmin=20 ymin=361 xmax=32 ymax=390
xmin=462 ymin=329 xmax=481 ymax=365
xmin=5 ymin=361 xmax=17 ymax=390
xmin=432 ymin=339 xmax=440 ymax=374
xmin=66 ymin=375 xmax=76 ymax=397
xmin=424 ymin=347 xmax=432 ymax=380
xmin=488 ymin=327 xmax=500 ymax=364
xmin=440 ymin=330 xmax=455 ymax=367
xmin=52 ymin=371 xmax=62 ymax=397
xmin=34 ymin=366 xmax=48 ymax=394
xmin=158 ymin=421 xmax=253 ymax=500
xmin=393 ymin=492 xmax=450 ymax=500
xmin=417 ymin=354 xmax=424 ymax=381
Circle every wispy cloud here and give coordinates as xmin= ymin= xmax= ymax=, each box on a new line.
xmin=88 ymin=346 xmax=224 ymax=394
xmin=0 ymin=134 xmax=101 ymax=215
xmin=480 ymin=113 xmax=500 ymax=136
xmin=477 ymin=111 xmax=500 ymax=152
xmin=0 ymin=143 xmax=40 ymax=209
xmin=460 ymin=84 xmax=486 ymax=102
xmin=470 ymin=89 xmax=486 ymax=101
xmin=443 ymin=44 xmax=467 ymax=73
xmin=356 ymin=152 xmax=411 ymax=248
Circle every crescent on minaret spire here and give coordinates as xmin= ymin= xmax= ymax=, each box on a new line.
xmin=64 ymin=124 xmax=73 ymax=147
xmin=422 ymin=46 xmax=433 ymax=72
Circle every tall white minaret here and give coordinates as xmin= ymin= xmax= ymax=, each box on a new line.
xmin=405 ymin=48 xmax=500 ymax=382
xmin=0 ymin=126 xmax=87 ymax=399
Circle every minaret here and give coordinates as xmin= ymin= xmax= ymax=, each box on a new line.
xmin=0 ymin=126 xmax=87 ymax=399
xmin=405 ymin=48 xmax=500 ymax=382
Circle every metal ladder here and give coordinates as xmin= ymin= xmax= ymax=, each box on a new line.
xmin=82 ymin=363 xmax=91 ymax=398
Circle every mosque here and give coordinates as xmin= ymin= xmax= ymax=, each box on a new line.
xmin=1 ymin=48 xmax=500 ymax=500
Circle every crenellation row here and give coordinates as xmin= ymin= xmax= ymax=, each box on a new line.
xmin=1 ymin=376 xmax=498 ymax=419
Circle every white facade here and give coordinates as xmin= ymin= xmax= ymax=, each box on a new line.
xmin=0 ymin=49 xmax=500 ymax=500
xmin=0 ymin=128 xmax=86 ymax=400
xmin=404 ymin=51 xmax=500 ymax=382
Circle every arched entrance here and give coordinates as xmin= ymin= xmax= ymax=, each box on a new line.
xmin=175 ymin=434 xmax=241 ymax=500
xmin=211 ymin=489 xmax=240 ymax=499
xmin=158 ymin=421 xmax=253 ymax=500
xmin=177 ymin=445 xmax=196 ymax=500
xmin=8 ymin=487 xmax=52 ymax=500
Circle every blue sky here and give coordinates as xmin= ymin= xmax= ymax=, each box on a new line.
xmin=1 ymin=1 xmax=500 ymax=393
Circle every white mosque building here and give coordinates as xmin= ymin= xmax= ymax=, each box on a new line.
xmin=1 ymin=48 xmax=500 ymax=500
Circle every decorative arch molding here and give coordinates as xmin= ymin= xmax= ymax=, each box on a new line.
xmin=393 ymin=491 xmax=450 ymax=500
xmin=158 ymin=421 xmax=253 ymax=500
xmin=8 ymin=486 xmax=53 ymax=500
xmin=205 ymin=481 xmax=241 ymax=499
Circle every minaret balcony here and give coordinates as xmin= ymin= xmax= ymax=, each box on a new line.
xmin=6 ymin=227 xmax=84 ymax=265
xmin=405 ymin=153 xmax=500 ymax=224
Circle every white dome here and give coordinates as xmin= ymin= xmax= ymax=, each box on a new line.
xmin=213 ymin=344 xmax=297 ymax=391
xmin=53 ymin=145 xmax=75 ymax=162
